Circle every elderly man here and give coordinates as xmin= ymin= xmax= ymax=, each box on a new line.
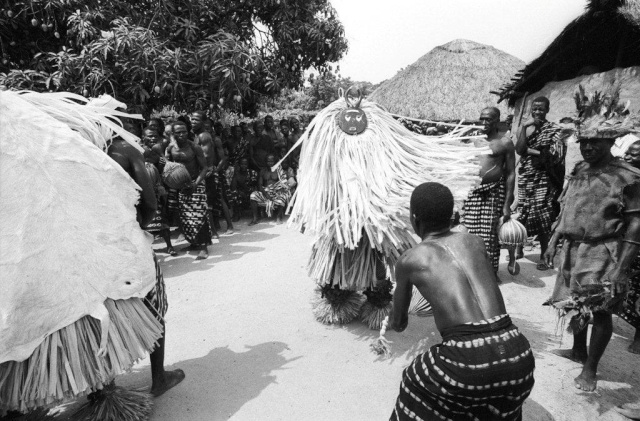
xmin=544 ymin=125 xmax=640 ymax=392
xmin=461 ymin=107 xmax=516 ymax=276
xmin=165 ymin=120 xmax=211 ymax=259
xmin=516 ymin=97 xmax=565 ymax=270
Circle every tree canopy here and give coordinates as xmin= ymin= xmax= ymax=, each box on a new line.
xmin=0 ymin=0 xmax=348 ymax=115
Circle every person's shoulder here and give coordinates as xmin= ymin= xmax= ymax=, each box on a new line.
xmin=610 ymin=158 xmax=640 ymax=177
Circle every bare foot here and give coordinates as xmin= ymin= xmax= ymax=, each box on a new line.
xmin=628 ymin=338 xmax=640 ymax=354
xmin=151 ymin=369 xmax=185 ymax=397
xmin=551 ymin=348 xmax=588 ymax=364
xmin=276 ymin=218 xmax=283 ymax=225
xmin=196 ymin=249 xmax=208 ymax=260
xmin=615 ymin=404 xmax=640 ymax=420
xmin=248 ymin=219 xmax=259 ymax=226
xmin=574 ymin=369 xmax=597 ymax=392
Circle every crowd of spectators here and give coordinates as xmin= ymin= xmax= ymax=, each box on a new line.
xmin=127 ymin=112 xmax=305 ymax=260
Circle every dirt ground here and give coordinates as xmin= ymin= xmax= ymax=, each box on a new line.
xmin=54 ymin=218 xmax=639 ymax=421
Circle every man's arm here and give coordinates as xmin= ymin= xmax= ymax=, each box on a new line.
xmin=515 ymin=120 xmax=540 ymax=156
xmin=128 ymin=148 xmax=157 ymax=227
xmin=502 ymin=137 xmax=516 ymax=221
xmin=193 ymin=145 xmax=208 ymax=186
xmin=607 ymin=183 xmax=640 ymax=295
xmin=390 ymin=254 xmax=412 ymax=332
xmin=165 ymin=143 xmax=174 ymax=161
xmin=213 ymin=136 xmax=227 ymax=172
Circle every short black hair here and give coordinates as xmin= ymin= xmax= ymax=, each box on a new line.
xmin=171 ymin=120 xmax=188 ymax=132
xmin=532 ymin=96 xmax=550 ymax=109
xmin=148 ymin=118 xmax=165 ymax=134
xmin=176 ymin=115 xmax=192 ymax=132
xmin=410 ymin=182 xmax=453 ymax=230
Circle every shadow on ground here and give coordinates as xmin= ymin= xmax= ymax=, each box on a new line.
xmin=155 ymin=221 xmax=279 ymax=278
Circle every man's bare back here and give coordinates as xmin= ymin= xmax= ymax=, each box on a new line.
xmin=107 ymin=139 xmax=156 ymax=227
xmin=394 ymin=231 xmax=506 ymax=332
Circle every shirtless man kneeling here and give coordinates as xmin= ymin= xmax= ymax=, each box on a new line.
xmin=389 ymin=182 xmax=535 ymax=421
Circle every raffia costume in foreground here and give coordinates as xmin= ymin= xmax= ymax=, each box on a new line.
xmin=282 ymin=93 xmax=486 ymax=326
xmin=549 ymin=159 xmax=640 ymax=328
xmin=390 ymin=314 xmax=535 ymax=421
xmin=0 ymin=91 xmax=163 ymax=414
xmin=517 ymin=122 xmax=564 ymax=237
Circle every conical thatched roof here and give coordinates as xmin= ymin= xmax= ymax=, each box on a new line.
xmin=369 ymin=39 xmax=524 ymax=121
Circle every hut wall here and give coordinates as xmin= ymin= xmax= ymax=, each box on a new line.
xmin=510 ymin=66 xmax=640 ymax=133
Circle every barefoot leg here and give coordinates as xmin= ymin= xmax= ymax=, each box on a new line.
xmin=150 ymin=322 xmax=185 ymax=397
xmin=575 ymin=312 xmax=612 ymax=392
xmin=249 ymin=200 xmax=260 ymax=225
xmin=628 ymin=329 xmax=640 ymax=354
xmin=552 ymin=322 xmax=589 ymax=363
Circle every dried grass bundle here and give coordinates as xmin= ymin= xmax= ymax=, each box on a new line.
xmin=408 ymin=287 xmax=433 ymax=317
xmin=11 ymin=91 xmax=143 ymax=152
xmin=311 ymin=287 xmax=364 ymax=325
xmin=0 ymin=299 xmax=162 ymax=414
xmin=71 ymin=382 xmax=152 ymax=421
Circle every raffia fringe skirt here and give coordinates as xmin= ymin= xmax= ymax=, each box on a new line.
xmin=0 ymin=298 xmax=163 ymax=414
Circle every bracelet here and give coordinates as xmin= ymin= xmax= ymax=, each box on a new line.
xmin=622 ymin=239 xmax=640 ymax=246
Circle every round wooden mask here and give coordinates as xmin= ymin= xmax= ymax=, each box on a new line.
xmin=337 ymin=108 xmax=368 ymax=135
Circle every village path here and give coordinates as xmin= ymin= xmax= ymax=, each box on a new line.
xmin=62 ymin=218 xmax=639 ymax=421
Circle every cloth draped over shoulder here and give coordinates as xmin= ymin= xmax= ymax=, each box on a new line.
xmin=390 ymin=314 xmax=535 ymax=421
xmin=517 ymin=121 xmax=565 ymax=237
xmin=0 ymin=90 xmax=156 ymax=364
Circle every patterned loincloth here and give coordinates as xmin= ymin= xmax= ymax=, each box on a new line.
xmin=461 ymin=178 xmax=505 ymax=272
xmin=179 ymin=183 xmax=212 ymax=245
xmin=390 ymin=314 xmax=535 ymax=421
xmin=144 ymin=253 xmax=168 ymax=320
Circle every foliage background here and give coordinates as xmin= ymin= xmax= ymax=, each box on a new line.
xmin=0 ymin=0 xmax=348 ymax=116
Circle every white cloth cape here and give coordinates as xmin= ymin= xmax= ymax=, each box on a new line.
xmin=0 ymin=91 xmax=155 ymax=363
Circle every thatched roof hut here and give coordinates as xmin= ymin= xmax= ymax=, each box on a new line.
xmin=368 ymin=39 xmax=524 ymax=121
xmin=496 ymin=0 xmax=640 ymax=107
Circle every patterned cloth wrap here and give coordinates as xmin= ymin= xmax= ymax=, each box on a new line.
xmin=205 ymin=170 xmax=230 ymax=218
xmin=517 ymin=121 xmax=564 ymax=237
xmin=144 ymin=253 xmax=168 ymax=320
xmin=461 ymin=177 xmax=506 ymax=272
xmin=390 ymin=314 xmax=535 ymax=421
xmin=618 ymin=253 xmax=640 ymax=329
xmin=179 ymin=183 xmax=211 ymax=246
xmin=250 ymin=166 xmax=291 ymax=216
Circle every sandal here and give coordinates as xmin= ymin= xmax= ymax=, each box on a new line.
xmin=536 ymin=262 xmax=550 ymax=271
